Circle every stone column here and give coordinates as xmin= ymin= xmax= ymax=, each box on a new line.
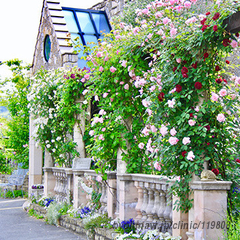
xmin=118 ymin=174 xmax=138 ymax=221
xmin=28 ymin=116 xmax=43 ymax=197
xmin=72 ymin=170 xmax=86 ymax=208
xmin=74 ymin=95 xmax=86 ymax=159
xmin=107 ymin=172 xmax=117 ymax=218
xmin=190 ymin=181 xmax=231 ymax=240
xmin=43 ymin=167 xmax=56 ymax=197
xmin=172 ymin=195 xmax=188 ymax=240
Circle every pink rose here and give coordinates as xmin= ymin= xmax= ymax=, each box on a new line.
xmin=211 ymin=92 xmax=219 ymax=101
xmin=96 ymin=176 xmax=102 ymax=182
xmin=160 ymin=125 xmax=168 ymax=136
xmin=99 ymin=66 xmax=104 ymax=72
xmin=124 ymin=84 xmax=129 ymax=90
xmin=154 ymin=162 xmax=161 ymax=171
xmin=217 ymin=113 xmax=225 ymax=122
xmin=182 ymin=137 xmax=191 ymax=145
xmin=103 ymin=93 xmax=108 ymax=98
xmin=170 ymin=128 xmax=177 ymax=136
xmin=184 ymin=1 xmax=192 ymax=8
xmin=110 ymin=66 xmax=117 ymax=73
xmin=231 ymin=40 xmax=238 ymax=48
xmin=169 ymin=137 xmax=179 ymax=145
xmin=138 ymin=143 xmax=145 ymax=149
xmin=219 ymin=89 xmax=227 ymax=97
xmin=187 ymin=151 xmax=195 ymax=161
xmin=188 ymin=119 xmax=196 ymax=126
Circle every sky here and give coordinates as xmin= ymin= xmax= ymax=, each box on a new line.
xmin=0 ymin=0 xmax=102 ymax=79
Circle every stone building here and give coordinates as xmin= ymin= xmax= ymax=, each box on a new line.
xmin=29 ymin=0 xmax=126 ymax=192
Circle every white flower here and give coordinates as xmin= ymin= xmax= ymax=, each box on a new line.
xmin=167 ymin=99 xmax=176 ymax=108
xmin=187 ymin=151 xmax=195 ymax=161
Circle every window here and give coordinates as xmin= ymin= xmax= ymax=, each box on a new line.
xmin=44 ymin=35 xmax=51 ymax=62
xmin=62 ymin=8 xmax=111 ymax=68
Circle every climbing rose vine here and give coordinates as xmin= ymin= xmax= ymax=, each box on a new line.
xmin=82 ymin=0 xmax=240 ymax=212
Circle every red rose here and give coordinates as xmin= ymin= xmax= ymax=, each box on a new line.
xmin=158 ymin=92 xmax=165 ymax=102
xmin=236 ymin=33 xmax=239 ymax=37
xmin=215 ymin=65 xmax=221 ymax=71
xmin=203 ymin=52 xmax=209 ymax=59
xmin=200 ymin=18 xmax=207 ymax=25
xmin=182 ymin=151 xmax=187 ymax=157
xmin=223 ymin=79 xmax=227 ymax=83
xmin=206 ymin=12 xmax=211 ymax=16
xmin=190 ymin=113 xmax=193 ymax=118
xmin=212 ymin=12 xmax=220 ymax=21
xmin=173 ymin=67 xmax=177 ymax=72
xmin=207 ymin=142 xmax=210 ymax=146
xmin=236 ymin=159 xmax=240 ymax=163
xmin=192 ymin=62 xmax=197 ymax=69
xmin=215 ymin=78 xmax=222 ymax=84
xmin=227 ymin=159 xmax=230 ymax=162
xmin=223 ymin=39 xmax=231 ymax=47
xmin=212 ymin=168 xmax=220 ymax=176
xmin=201 ymin=25 xmax=208 ymax=32
xmin=213 ymin=25 xmax=218 ymax=32
xmin=205 ymin=125 xmax=210 ymax=131
xmin=181 ymin=67 xmax=188 ymax=74
xmin=176 ymin=84 xmax=182 ymax=93
xmin=226 ymin=60 xmax=230 ymax=64
xmin=182 ymin=73 xmax=188 ymax=78
xmin=194 ymin=82 xmax=202 ymax=89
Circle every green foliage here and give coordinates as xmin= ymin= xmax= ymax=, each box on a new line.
xmin=46 ymin=201 xmax=64 ymax=225
xmin=28 ymin=67 xmax=88 ymax=167
xmin=81 ymin=0 xmax=240 ymax=212
xmin=28 ymin=208 xmax=44 ymax=219
xmin=114 ymin=0 xmax=153 ymax=27
xmin=2 ymin=189 xmax=26 ymax=198
xmin=0 ymin=59 xmax=30 ymax=169
xmin=225 ymin=214 xmax=240 ymax=239
xmin=83 ymin=214 xmax=112 ymax=231
xmin=0 ymin=150 xmax=11 ymax=173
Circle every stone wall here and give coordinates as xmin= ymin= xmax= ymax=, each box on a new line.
xmin=31 ymin=1 xmax=63 ymax=74
xmin=29 ymin=203 xmax=117 ymax=240
xmin=91 ymin=0 xmax=130 ymax=20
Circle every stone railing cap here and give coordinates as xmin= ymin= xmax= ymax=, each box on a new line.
xmin=190 ymin=181 xmax=232 ymax=190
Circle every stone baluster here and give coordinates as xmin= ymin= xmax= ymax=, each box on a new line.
xmin=157 ymin=184 xmax=166 ymax=232
xmin=163 ymin=186 xmax=173 ymax=233
xmin=152 ymin=183 xmax=160 ymax=223
xmin=145 ymin=182 xmax=155 ymax=223
xmin=140 ymin=182 xmax=148 ymax=223
xmin=134 ymin=181 xmax=143 ymax=221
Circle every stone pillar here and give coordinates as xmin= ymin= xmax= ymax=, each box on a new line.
xmin=190 ymin=181 xmax=231 ymax=240
xmin=65 ymin=169 xmax=73 ymax=204
xmin=43 ymin=167 xmax=55 ymax=197
xmin=28 ymin=116 xmax=43 ymax=197
xmin=72 ymin=170 xmax=86 ymax=208
xmin=172 ymin=195 xmax=188 ymax=240
xmin=118 ymin=174 xmax=138 ymax=221
xmin=107 ymin=172 xmax=117 ymax=218
xmin=74 ymin=95 xmax=86 ymax=159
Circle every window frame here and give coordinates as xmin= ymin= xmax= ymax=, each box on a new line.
xmin=62 ymin=7 xmax=111 ymax=47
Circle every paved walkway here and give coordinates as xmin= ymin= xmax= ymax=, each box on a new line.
xmin=0 ymin=198 xmax=87 ymax=240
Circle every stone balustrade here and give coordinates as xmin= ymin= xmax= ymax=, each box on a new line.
xmin=51 ymin=167 xmax=73 ymax=203
xmin=45 ymin=168 xmax=173 ymax=231
xmin=118 ymin=174 xmax=173 ymax=233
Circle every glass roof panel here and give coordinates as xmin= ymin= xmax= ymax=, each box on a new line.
xmin=76 ymin=12 xmax=95 ymax=34
xmin=63 ymin=10 xmax=79 ymax=33
xmin=92 ymin=13 xmax=110 ymax=35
